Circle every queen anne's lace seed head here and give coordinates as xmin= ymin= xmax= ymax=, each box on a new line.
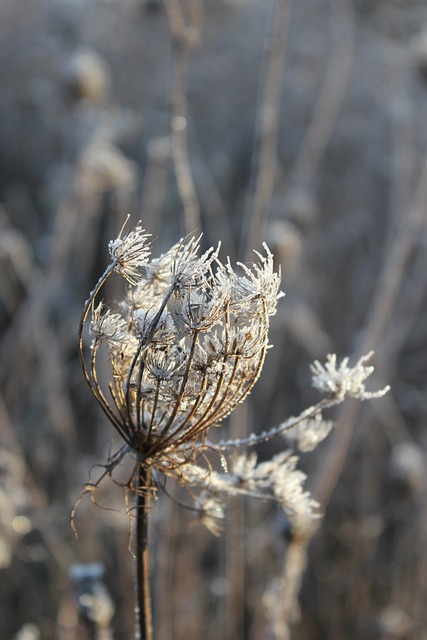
xmin=81 ymin=229 xmax=283 ymax=468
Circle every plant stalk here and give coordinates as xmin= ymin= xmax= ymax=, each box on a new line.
xmin=135 ymin=464 xmax=153 ymax=640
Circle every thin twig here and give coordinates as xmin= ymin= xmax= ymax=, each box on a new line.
xmin=135 ymin=465 xmax=153 ymax=640
xmin=288 ymin=0 xmax=354 ymax=190
xmin=241 ymin=0 xmax=292 ymax=259
xmin=163 ymin=0 xmax=202 ymax=235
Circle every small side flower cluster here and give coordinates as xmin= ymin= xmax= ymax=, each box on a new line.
xmin=79 ymin=223 xmax=283 ymax=472
xmin=174 ymin=352 xmax=389 ymax=532
xmin=310 ymin=352 xmax=390 ymax=401
xmin=178 ymin=451 xmax=319 ymax=535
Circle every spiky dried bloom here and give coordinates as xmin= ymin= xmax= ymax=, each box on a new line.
xmin=310 ymin=351 xmax=390 ymax=401
xmin=79 ymin=224 xmax=282 ymax=477
xmin=285 ymin=414 xmax=333 ymax=453
xmin=108 ymin=217 xmax=151 ymax=285
xmin=179 ymin=452 xmax=319 ymax=522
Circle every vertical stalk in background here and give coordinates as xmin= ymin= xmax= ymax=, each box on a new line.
xmin=135 ymin=465 xmax=153 ymax=640
xmin=263 ymin=1 xmax=354 ymax=636
xmin=240 ymin=0 xmax=292 ymax=260
xmin=234 ymin=2 xmax=290 ymax=636
xmin=164 ymin=0 xmax=203 ymax=235
xmin=270 ymin=30 xmax=427 ymax=640
xmin=287 ymin=0 xmax=354 ymax=191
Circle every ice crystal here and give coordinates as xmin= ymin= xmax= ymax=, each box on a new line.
xmin=311 ymin=351 xmax=390 ymax=401
xmin=286 ymin=414 xmax=333 ymax=452
xmin=178 ymin=452 xmax=319 ymax=520
xmin=108 ymin=218 xmax=151 ymax=285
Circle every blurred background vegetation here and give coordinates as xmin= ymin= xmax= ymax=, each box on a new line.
xmin=1 ymin=0 xmax=427 ymax=638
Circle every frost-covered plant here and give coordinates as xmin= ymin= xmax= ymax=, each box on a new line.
xmin=78 ymin=219 xmax=389 ymax=640
xmin=80 ymin=222 xmax=282 ymax=469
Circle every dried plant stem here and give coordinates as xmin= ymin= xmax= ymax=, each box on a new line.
xmin=135 ymin=464 xmax=153 ymax=640
xmin=224 ymin=406 xmax=247 ymax=640
xmin=241 ymin=0 xmax=292 ymax=259
xmin=164 ymin=0 xmax=201 ymax=234
xmin=288 ymin=0 xmax=354 ymax=189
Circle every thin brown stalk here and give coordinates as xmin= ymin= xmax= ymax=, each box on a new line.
xmin=91 ymin=340 xmax=128 ymax=437
xmin=224 ymin=404 xmax=247 ymax=640
xmin=288 ymin=0 xmax=354 ymax=190
xmin=129 ymin=284 xmax=175 ymax=430
xmin=163 ymin=371 xmax=208 ymax=445
xmin=149 ymin=329 xmax=200 ymax=451
xmin=135 ymin=465 xmax=153 ymax=640
xmin=164 ymin=0 xmax=201 ymax=234
xmin=241 ymin=0 xmax=292 ymax=259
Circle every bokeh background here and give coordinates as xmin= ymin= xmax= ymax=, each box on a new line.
xmin=1 ymin=0 xmax=427 ymax=638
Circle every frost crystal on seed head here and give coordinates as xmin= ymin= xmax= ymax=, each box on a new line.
xmin=90 ymin=303 xmax=128 ymax=345
xmin=171 ymin=236 xmax=221 ymax=289
xmin=233 ymin=243 xmax=284 ymax=315
xmin=311 ymin=351 xmax=390 ymax=401
xmin=108 ymin=218 xmax=151 ymax=285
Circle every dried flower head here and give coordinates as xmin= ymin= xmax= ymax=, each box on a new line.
xmin=310 ymin=352 xmax=390 ymax=401
xmin=79 ymin=224 xmax=282 ymax=478
xmin=108 ymin=216 xmax=151 ymax=285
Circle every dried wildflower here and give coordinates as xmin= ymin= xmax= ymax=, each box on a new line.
xmin=286 ymin=414 xmax=333 ymax=452
xmin=79 ymin=224 xmax=390 ymax=640
xmin=108 ymin=217 xmax=151 ymax=285
xmin=311 ymin=351 xmax=390 ymax=401
xmin=79 ymin=224 xmax=281 ymax=469
xmin=178 ymin=452 xmax=319 ymax=520
xmin=208 ymin=351 xmax=389 ymax=452
xmin=90 ymin=303 xmax=128 ymax=345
